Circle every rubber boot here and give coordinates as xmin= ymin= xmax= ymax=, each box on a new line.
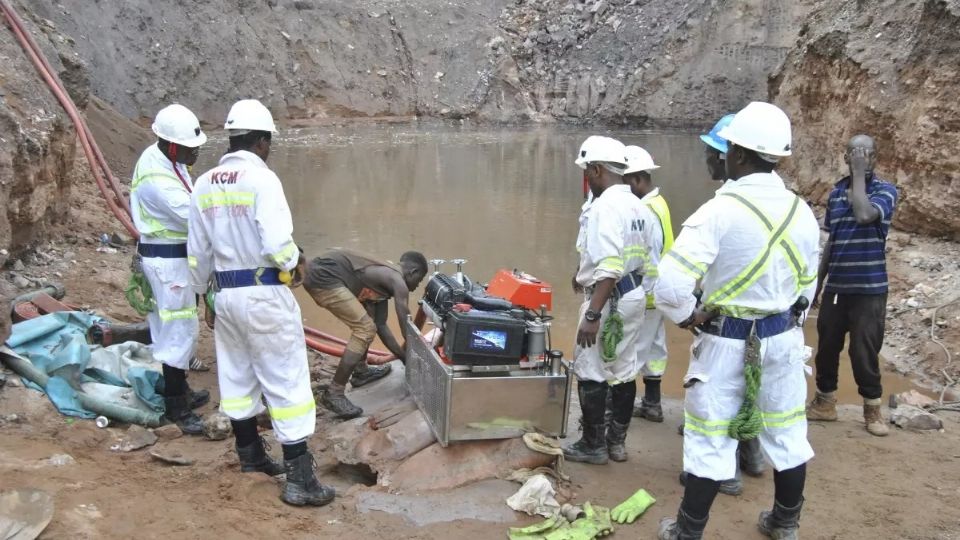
xmin=349 ymin=363 xmax=392 ymax=388
xmin=164 ymin=395 xmax=204 ymax=435
xmin=186 ymin=385 xmax=210 ymax=410
xmin=605 ymin=419 xmax=630 ymax=462
xmin=237 ymin=437 xmax=284 ymax=476
xmin=658 ymin=508 xmax=709 ymax=540
xmin=863 ymin=399 xmax=890 ymax=437
xmin=739 ymin=438 xmax=767 ymax=477
xmin=679 ymin=471 xmax=743 ymax=497
xmin=805 ymin=390 xmax=838 ymax=421
xmin=320 ymin=387 xmax=363 ymax=420
xmin=281 ymin=453 xmax=335 ymax=507
xmin=634 ymin=397 xmax=664 ymax=422
xmin=564 ymin=423 xmax=609 ymax=464
xmin=758 ymin=498 xmax=803 ymax=540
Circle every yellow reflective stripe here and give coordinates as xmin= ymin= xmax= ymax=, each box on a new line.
xmin=716 ymin=193 xmax=806 ymax=300
xmin=665 ymin=250 xmax=706 ymax=279
xmin=132 ymin=170 xmax=181 ymax=189
xmin=188 ymin=256 xmax=198 ymax=268
xmin=711 ymin=305 xmax=779 ymax=319
xmin=762 ymin=407 xmax=806 ymax=428
xmin=158 ymin=307 xmax=197 ymax=321
xmin=268 ymin=242 xmax=299 ymax=268
xmin=643 ymin=194 xmax=675 ymax=256
xmin=598 ymin=256 xmax=624 ymax=272
xmin=196 ymin=191 xmax=255 ymax=210
xmin=684 ymin=412 xmax=731 ymax=436
xmin=706 ymin=196 xmax=800 ymax=306
xmin=645 ymin=358 xmax=667 ymax=373
xmin=269 ymin=398 xmax=316 ymax=421
xmin=221 ymin=396 xmax=254 ymax=412
xmin=646 ymin=292 xmax=656 ymax=309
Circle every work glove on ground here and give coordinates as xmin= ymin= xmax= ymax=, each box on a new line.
xmin=508 ymin=515 xmax=566 ymax=540
xmin=544 ymin=502 xmax=613 ymax=540
xmin=610 ymin=488 xmax=656 ymax=524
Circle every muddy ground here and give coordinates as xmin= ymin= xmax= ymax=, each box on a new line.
xmin=1 ymin=169 xmax=959 ymax=539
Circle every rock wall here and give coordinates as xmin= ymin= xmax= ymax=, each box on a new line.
xmin=0 ymin=5 xmax=88 ymax=255
xmin=25 ymin=0 xmax=814 ymax=127
xmin=772 ymin=0 xmax=960 ymax=238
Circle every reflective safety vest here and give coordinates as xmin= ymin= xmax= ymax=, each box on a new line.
xmin=642 ymin=192 xmax=674 ymax=308
xmin=703 ymin=192 xmax=815 ymax=315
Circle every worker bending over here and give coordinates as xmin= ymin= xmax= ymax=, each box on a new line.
xmin=655 ymin=102 xmax=820 ymax=539
xmin=304 ymin=248 xmax=428 ymax=419
xmin=130 ymin=104 xmax=208 ymax=434
xmin=622 ymin=145 xmax=673 ymax=423
xmin=566 ymin=136 xmax=658 ymax=465
xmin=188 ymin=100 xmax=333 ymax=507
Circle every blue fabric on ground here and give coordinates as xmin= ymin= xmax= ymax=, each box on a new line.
xmin=5 ymin=312 xmax=165 ymax=417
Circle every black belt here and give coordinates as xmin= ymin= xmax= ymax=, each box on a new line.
xmin=137 ymin=243 xmax=187 ymax=259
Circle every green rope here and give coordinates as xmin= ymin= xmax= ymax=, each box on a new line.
xmin=728 ymin=327 xmax=763 ymax=441
xmin=600 ymin=311 xmax=624 ymax=363
xmin=124 ymin=271 xmax=156 ymax=316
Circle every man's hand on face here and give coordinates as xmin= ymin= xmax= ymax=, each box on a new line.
xmin=849 ymin=147 xmax=871 ymax=181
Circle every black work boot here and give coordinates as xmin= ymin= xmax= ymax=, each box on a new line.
xmin=605 ymin=419 xmax=630 ymax=462
xmin=680 ymin=471 xmax=743 ymax=496
xmin=164 ymin=395 xmax=204 ymax=435
xmin=349 ymin=363 xmax=392 ymax=388
xmin=281 ymin=453 xmax=335 ymax=507
xmin=634 ymin=397 xmax=664 ymax=422
xmin=186 ymin=385 xmax=210 ymax=410
xmin=320 ymin=389 xmax=363 ymax=420
xmin=564 ymin=423 xmax=609 ymax=465
xmin=739 ymin=438 xmax=767 ymax=477
xmin=237 ymin=437 xmax=284 ymax=476
xmin=658 ymin=508 xmax=709 ymax=540
xmin=758 ymin=498 xmax=803 ymax=540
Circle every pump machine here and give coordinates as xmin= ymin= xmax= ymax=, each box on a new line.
xmin=405 ymin=259 xmax=573 ymax=446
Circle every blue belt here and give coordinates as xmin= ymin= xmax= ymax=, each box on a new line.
xmin=614 ymin=270 xmax=644 ymax=298
xmin=138 ymin=243 xmax=187 ymax=259
xmin=701 ymin=310 xmax=794 ymax=340
xmin=215 ymin=268 xmax=282 ymax=289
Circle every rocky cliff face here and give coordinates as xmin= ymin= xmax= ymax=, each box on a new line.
xmin=0 ymin=7 xmax=88 ymax=255
xmin=772 ymin=0 xmax=960 ymax=238
xmin=27 ymin=0 xmax=813 ymax=127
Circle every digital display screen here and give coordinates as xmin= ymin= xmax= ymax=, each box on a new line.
xmin=469 ymin=329 xmax=508 ymax=352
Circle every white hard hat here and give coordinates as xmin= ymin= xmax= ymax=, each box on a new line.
xmin=574 ymin=136 xmax=628 ymax=170
xmin=623 ymin=145 xmax=660 ymax=174
xmin=716 ymin=101 xmax=792 ymax=159
xmin=223 ymin=99 xmax=277 ymax=133
xmin=151 ymin=104 xmax=207 ymax=148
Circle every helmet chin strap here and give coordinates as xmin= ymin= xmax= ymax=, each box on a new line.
xmin=166 ymin=142 xmax=192 ymax=193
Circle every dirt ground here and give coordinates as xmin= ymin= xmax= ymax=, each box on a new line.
xmin=0 ymin=175 xmax=958 ymax=539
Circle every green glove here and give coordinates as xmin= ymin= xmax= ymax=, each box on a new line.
xmin=508 ymin=515 xmax=566 ymax=540
xmin=610 ymin=489 xmax=656 ymax=524
xmin=544 ymin=502 xmax=613 ymax=540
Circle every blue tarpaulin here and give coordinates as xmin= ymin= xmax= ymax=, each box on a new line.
xmin=5 ymin=312 xmax=164 ymax=418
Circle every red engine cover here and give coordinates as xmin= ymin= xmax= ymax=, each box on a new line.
xmin=486 ymin=269 xmax=552 ymax=311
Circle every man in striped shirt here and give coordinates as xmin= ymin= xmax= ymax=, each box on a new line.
xmin=807 ymin=134 xmax=898 ymax=436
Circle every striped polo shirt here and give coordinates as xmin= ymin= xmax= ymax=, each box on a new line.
xmin=823 ymin=174 xmax=898 ymax=295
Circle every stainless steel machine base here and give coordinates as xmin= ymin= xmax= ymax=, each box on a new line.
xmin=405 ymin=318 xmax=573 ymax=446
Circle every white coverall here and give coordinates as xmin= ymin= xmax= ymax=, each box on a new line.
xmin=129 ymin=144 xmax=198 ymax=370
xmin=187 ymin=150 xmax=313 ymax=444
xmin=654 ymin=172 xmax=820 ymax=481
xmin=636 ymin=187 xmax=668 ymax=378
xmin=574 ymin=184 xmax=658 ymax=384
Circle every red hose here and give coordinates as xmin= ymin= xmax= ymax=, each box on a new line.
xmin=2 ymin=1 xmax=403 ymax=361
xmin=0 ymin=0 xmax=137 ymax=238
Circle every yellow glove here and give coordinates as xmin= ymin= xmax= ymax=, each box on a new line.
xmin=610 ymin=489 xmax=656 ymax=524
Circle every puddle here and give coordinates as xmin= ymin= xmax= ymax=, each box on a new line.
xmin=196 ymin=123 xmax=920 ymax=405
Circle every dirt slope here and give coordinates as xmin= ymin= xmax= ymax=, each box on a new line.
xmin=772 ymin=0 xmax=960 ymax=238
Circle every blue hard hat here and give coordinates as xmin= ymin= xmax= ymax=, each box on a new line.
xmin=700 ymin=114 xmax=736 ymax=154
